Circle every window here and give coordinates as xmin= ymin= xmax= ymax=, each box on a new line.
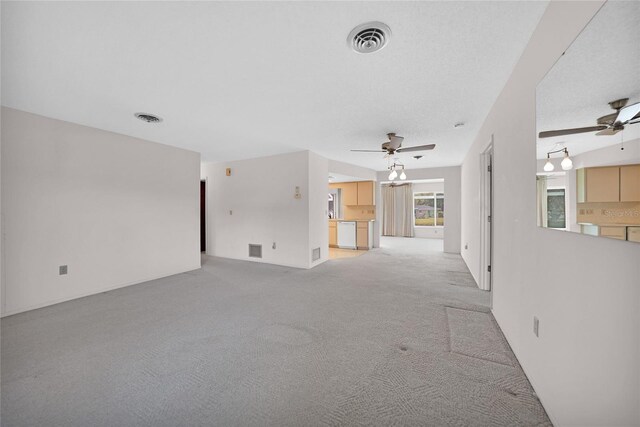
xmin=547 ymin=188 xmax=566 ymax=229
xmin=414 ymin=192 xmax=444 ymax=226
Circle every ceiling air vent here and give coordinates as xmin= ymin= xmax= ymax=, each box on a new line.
xmin=249 ymin=244 xmax=262 ymax=259
xmin=134 ymin=112 xmax=163 ymax=123
xmin=348 ymin=22 xmax=391 ymax=54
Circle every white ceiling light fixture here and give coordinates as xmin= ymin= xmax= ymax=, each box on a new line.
xmin=560 ymin=148 xmax=573 ymax=170
xmin=545 ymin=147 xmax=573 ymax=172
xmin=388 ymin=162 xmax=405 ymax=181
xmin=348 ymin=22 xmax=391 ymax=54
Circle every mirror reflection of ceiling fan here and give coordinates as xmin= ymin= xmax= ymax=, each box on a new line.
xmin=539 ymin=98 xmax=640 ymax=138
xmin=351 ymin=133 xmax=435 ymax=156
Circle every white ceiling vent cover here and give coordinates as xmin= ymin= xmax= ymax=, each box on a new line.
xmin=348 ymin=22 xmax=391 ymax=54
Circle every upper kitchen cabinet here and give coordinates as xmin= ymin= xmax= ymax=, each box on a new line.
xmin=620 ymin=165 xmax=640 ymax=202
xmin=341 ymin=182 xmax=358 ymax=206
xmin=330 ymin=181 xmax=375 ymax=206
xmin=585 ymin=166 xmax=620 ymax=202
xmin=356 ymin=181 xmax=374 ymax=205
xmin=577 ymin=164 xmax=640 ymax=203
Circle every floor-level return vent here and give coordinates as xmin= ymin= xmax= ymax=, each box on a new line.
xmin=312 ymin=247 xmax=321 ymax=262
xmin=249 ymin=244 xmax=262 ymax=258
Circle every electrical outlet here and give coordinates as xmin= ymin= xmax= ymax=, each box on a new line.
xmin=465 ymin=243 xmax=468 ymax=250
xmin=533 ymin=317 xmax=539 ymax=337
xmin=59 ymin=265 xmax=68 ymax=275
xmin=272 ymin=242 xmax=276 ymax=249
xmin=229 ymin=210 xmax=233 ymax=215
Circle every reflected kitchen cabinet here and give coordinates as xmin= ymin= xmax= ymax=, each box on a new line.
xmin=577 ymin=165 xmax=640 ymax=203
xmin=585 ymin=166 xmax=620 ymax=202
xmin=620 ymin=165 xmax=640 ymax=202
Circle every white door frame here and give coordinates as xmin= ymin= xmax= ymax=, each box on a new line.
xmin=479 ymin=138 xmax=493 ymax=293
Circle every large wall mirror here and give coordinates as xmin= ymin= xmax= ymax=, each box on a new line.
xmin=536 ymin=1 xmax=640 ymax=242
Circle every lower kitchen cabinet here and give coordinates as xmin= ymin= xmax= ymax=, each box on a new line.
xmin=356 ymin=221 xmax=373 ymax=250
xmin=329 ymin=222 xmax=337 ymax=247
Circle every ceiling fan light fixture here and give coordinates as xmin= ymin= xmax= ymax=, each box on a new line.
xmin=543 ymin=155 xmax=555 ymax=172
xmin=389 ymin=169 xmax=398 ymax=180
xmin=399 ymin=170 xmax=407 ymax=180
xmin=561 ymin=149 xmax=573 ymax=170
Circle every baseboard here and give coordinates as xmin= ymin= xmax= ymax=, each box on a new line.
xmin=1 ymin=264 xmax=201 ymax=318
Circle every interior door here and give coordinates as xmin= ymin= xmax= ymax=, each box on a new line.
xmin=200 ymin=180 xmax=206 ymax=252
xmin=479 ymin=144 xmax=493 ymax=293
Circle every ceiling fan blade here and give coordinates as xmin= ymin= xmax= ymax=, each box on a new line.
xmin=387 ymin=135 xmax=404 ymax=149
xmin=597 ymin=112 xmax=618 ymax=125
xmin=538 ymin=126 xmax=607 ymax=138
xmin=615 ymin=102 xmax=640 ymax=124
xmin=350 ymin=149 xmax=387 ymax=152
xmin=596 ymin=128 xmax=623 ymax=136
xmin=629 ymin=119 xmax=640 ymax=125
xmin=396 ymin=144 xmax=436 ymax=153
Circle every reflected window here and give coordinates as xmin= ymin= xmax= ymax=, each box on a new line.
xmin=547 ymin=188 xmax=566 ymax=229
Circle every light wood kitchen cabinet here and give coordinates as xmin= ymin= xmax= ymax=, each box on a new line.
xmin=620 ymin=165 xmax=640 ymax=202
xmin=329 ymin=222 xmax=337 ymax=247
xmin=341 ymin=182 xmax=358 ymax=206
xmin=628 ymin=227 xmax=640 ymax=243
xmin=357 ymin=181 xmax=374 ymax=205
xmin=356 ymin=221 xmax=373 ymax=249
xmin=586 ymin=166 xmax=620 ymax=202
xmin=599 ymin=226 xmax=626 ymax=240
xmin=357 ymin=222 xmax=368 ymax=248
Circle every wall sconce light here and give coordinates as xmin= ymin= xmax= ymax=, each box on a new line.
xmin=544 ymin=147 xmax=573 ymax=172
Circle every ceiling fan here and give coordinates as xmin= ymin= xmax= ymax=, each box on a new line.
xmin=351 ymin=133 xmax=435 ymax=156
xmin=538 ymin=98 xmax=640 ymax=138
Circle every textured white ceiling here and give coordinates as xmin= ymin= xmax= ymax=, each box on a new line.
xmin=2 ymin=1 xmax=548 ymax=170
xmin=536 ymin=1 xmax=640 ymax=159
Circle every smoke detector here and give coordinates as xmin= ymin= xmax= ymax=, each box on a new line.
xmin=348 ymin=22 xmax=391 ymax=54
xmin=134 ymin=112 xmax=163 ymax=123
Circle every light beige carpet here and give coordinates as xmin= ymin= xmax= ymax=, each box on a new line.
xmin=1 ymin=237 xmax=550 ymax=426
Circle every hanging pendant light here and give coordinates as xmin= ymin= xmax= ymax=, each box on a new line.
xmin=560 ymin=148 xmax=573 ymax=170
xmin=388 ymin=169 xmax=397 ymax=180
xmin=543 ymin=154 xmax=554 ymax=172
xmin=399 ymin=169 xmax=407 ymax=180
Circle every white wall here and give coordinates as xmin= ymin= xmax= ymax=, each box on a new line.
xmin=460 ymin=2 xmax=640 ymax=426
xmin=201 ymin=150 xmax=328 ymax=269
xmin=412 ymin=181 xmax=445 ymax=240
xmin=376 ymin=166 xmax=461 ymax=253
xmin=1 ymin=107 xmax=201 ymax=316
xmin=328 ymin=159 xmax=377 ymax=181
xmin=308 ymin=151 xmax=329 ymax=266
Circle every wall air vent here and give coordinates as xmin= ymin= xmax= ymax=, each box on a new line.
xmin=134 ymin=112 xmax=163 ymax=123
xmin=348 ymin=22 xmax=391 ymax=54
xmin=312 ymin=247 xmax=321 ymax=262
xmin=249 ymin=244 xmax=262 ymax=258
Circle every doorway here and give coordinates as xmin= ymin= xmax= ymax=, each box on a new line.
xmin=479 ymin=141 xmax=493 ymax=293
xmin=200 ymin=180 xmax=206 ymax=252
